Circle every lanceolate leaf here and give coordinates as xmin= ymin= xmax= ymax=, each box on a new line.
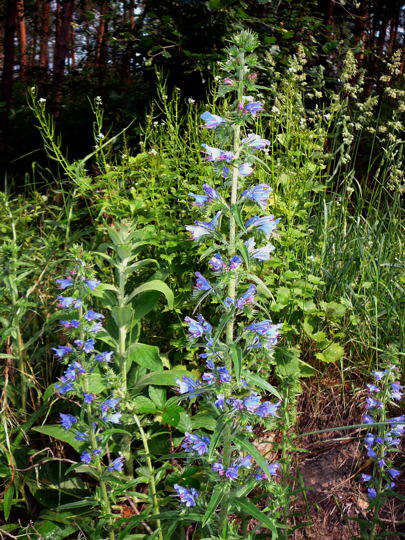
xmin=32 ymin=425 xmax=84 ymax=452
xmin=243 ymin=372 xmax=282 ymax=400
xmin=234 ymin=435 xmax=272 ymax=480
xmin=233 ymin=497 xmax=281 ymax=536
xmin=202 ymin=485 xmax=224 ymax=526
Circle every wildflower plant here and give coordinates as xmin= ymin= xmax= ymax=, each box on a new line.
xmin=359 ymin=363 xmax=403 ymax=538
xmin=51 ymin=256 xmax=125 ymax=540
xmin=173 ymin=31 xmax=288 ymax=537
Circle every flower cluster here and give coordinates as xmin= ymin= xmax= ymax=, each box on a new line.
xmin=360 ymin=365 xmax=403 ymax=500
xmin=53 ymin=264 xmax=124 ymax=473
xmin=174 ymin=34 xmax=283 ymax=511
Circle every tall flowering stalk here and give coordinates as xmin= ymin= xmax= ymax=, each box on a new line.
xmin=360 ymin=364 xmax=403 ymax=539
xmin=53 ymin=259 xmax=123 ymax=540
xmin=175 ymin=32 xmax=285 ymax=537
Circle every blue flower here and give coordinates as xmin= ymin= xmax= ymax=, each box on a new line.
xmin=88 ymin=322 xmax=103 ymax=333
xmin=224 ymin=296 xmax=234 ymax=309
xmin=366 ymin=383 xmax=380 ymax=393
xmin=208 ymin=252 xmax=226 ymax=271
xmin=201 ymin=111 xmax=225 ymax=129
xmin=246 ymin=319 xmax=278 ymax=337
xmin=85 ymin=279 xmax=101 ymax=291
xmin=202 ymin=183 xmax=220 ymax=201
xmin=242 ymin=184 xmax=272 ymax=209
xmin=243 ymin=392 xmax=261 ymax=412
xmin=361 ymin=474 xmax=372 ymax=482
xmin=189 ymin=192 xmax=210 ymax=207
xmin=245 ymin=215 xmax=280 ymax=238
xmin=84 ymin=393 xmax=95 ymax=403
xmin=75 ymin=431 xmax=88 ymax=441
xmin=362 ymin=414 xmax=374 ymax=424
xmin=176 ymin=376 xmax=201 ymax=396
xmin=238 ymin=455 xmax=253 ymax=468
xmin=59 ymin=413 xmax=77 ymax=430
xmin=229 ymin=256 xmax=243 ymax=269
xmin=52 ymin=346 xmax=73 ymax=359
xmin=74 ymin=338 xmax=95 ymax=353
xmin=214 ymin=393 xmax=225 ymax=409
xmin=186 ymin=212 xmax=221 ymax=241
xmin=95 ymin=351 xmax=114 ymax=363
xmin=212 ymin=462 xmax=224 ymax=475
xmin=242 ymin=133 xmax=270 ymax=149
xmin=174 ymin=484 xmax=199 ymax=507
xmin=104 ymin=411 xmax=122 ymax=424
xmin=108 ymin=456 xmax=124 ymax=472
xmin=57 ymin=296 xmax=82 ymax=309
xmin=388 ymin=468 xmax=400 ymax=478
xmin=194 ymin=272 xmax=212 ymax=291
xmin=367 ymin=487 xmax=377 ymax=499
xmin=372 ymin=370 xmax=385 ymax=381
xmin=60 ymin=320 xmax=80 ymax=328
xmin=254 ymin=400 xmax=281 ymax=418
xmin=184 ymin=314 xmax=212 ymax=338
xmin=245 ymin=237 xmax=275 ymax=261
xmin=202 ymin=372 xmax=216 ymax=384
xmin=243 ymin=101 xmax=264 ymax=117
xmin=236 ymin=284 xmax=256 ymax=309
xmin=182 ymin=432 xmax=210 ymax=455
xmin=56 ymin=278 xmax=73 ymax=289
xmin=81 ymin=451 xmax=92 ymax=464
xmin=225 ymin=465 xmax=239 ymax=480
xmin=84 ymin=310 xmax=104 ymax=321
xmin=101 ymin=397 xmax=121 ymax=414
xmin=55 ymin=382 xmax=74 ymax=394
xmin=222 ymin=163 xmax=254 ymax=178
xmin=217 ymin=366 xmax=231 ymax=383
xmin=391 ymin=382 xmax=403 ymax=401
xmin=201 ymin=144 xmax=234 ymax=162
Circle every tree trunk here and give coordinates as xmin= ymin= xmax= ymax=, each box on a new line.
xmin=53 ymin=0 xmax=75 ymax=109
xmin=95 ymin=0 xmax=108 ymax=68
xmin=1 ymin=0 xmax=17 ymax=126
xmin=16 ymin=0 xmax=27 ymax=81
xmin=39 ymin=0 xmax=51 ymax=70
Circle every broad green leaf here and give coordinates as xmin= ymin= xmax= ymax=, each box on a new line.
xmin=162 ymin=405 xmax=184 ymax=426
xmin=111 ymin=306 xmax=134 ymax=328
xmin=233 ymin=497 xmax=280 ymax=535
xmin=202 ymin=485 xmax=224 ymax=526
xmin=126 ymin=280 xmax=174 ymax=309
xmin=137 ymin=369 xmax=188 ymax=387
xmin=191 ymin=413 xmax=216 ymax=431
xmin=32 ymin=425 xmax=84 ymax=452
xmin=133 ymin=396 xmax=157 ymax=414
xmin=243 ymin=372 xmax=281 ymax=400
xmin=127 ymin=343 xmax=162 ymax=371
xmin=3 ymin=484 xmax=14 ymax=521
xmin=315 ymin=342 xmax=345 ymax=363
xmin=149 ymin=386 xmax=166 ymax=408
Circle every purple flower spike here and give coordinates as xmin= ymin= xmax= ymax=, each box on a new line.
xmin=74 ymin=338 xmax=95 ymax=353
xmin=388 ymin=469 xmax=400 ymax=478
xmin=174 ymin=484 xmax=199 ymax=507
xmin=108 ymin=456 xmax=124 ymax=472
xmin=391 ymin=382 xmax=403 ymax=401
xmin=367 ymin=487 xmax=377 ymax=499
xmin=186 ymin=212 xmax=221 ymax=241
xmin=254 ymin=400 xmax=281 ymax=418
xmin=361 ymin=473 xmax=372 ymax=482
xmin=372 ymin=370 xmax=385 ymax=381
xmin=243 ymin=101 xmax=264 ymax=116
xmin=225 ymin=466 xmax=239 ymax=480
xmin=214 ymin=393 xmax=225 ymax=409
xmin=229 ymin=255 xmax=243 ymax=270
xmin=209 ymin=252 xmax=226 ymax=271
xmin=81 ymin=451 xmax=92 ymax=464
xmin=236 ymin=284 xmax=256 ymax=309
xmin=184 ymin=314 xmax=212 ymax=338
xmin=200 ymin=111 xmax=225 ymax=129
xmin=59 ymin=413 xmax=77 ymax=430
xmin=84 ymin=393 xmax=96 ymax=403
xmin=212 ymin=462 xmax=224 ymax=475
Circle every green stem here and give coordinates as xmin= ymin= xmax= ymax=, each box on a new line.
xmin=133 ymin=414 xmax=163 ymax=540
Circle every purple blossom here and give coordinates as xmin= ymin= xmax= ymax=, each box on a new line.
xmin=236 ymin=284 xmax=256 ymax=309
xmin=200 ymin=111 xmax=225 ymax=129
xmin=59 ymin=413 xmax=77 ymax=430
xmin=56 ymin=278 xmax=73 ymax=290
xmin=367 ymin=383 xmax=380 ymax=393
xmin=95 ymin=351 xmax=114 ymax=363
xmin=222 ymin=163 xmax=254 ymax=178
xmin=60 ymin=320 xmax=80 ymax=329
xmin=108 ymin=456 xmax=124 ymax=472
xmin=182 ymin=432 xmax=210 ymax=455
xmin=176 ymin=376 xmax=201 ymax=396
xmin=225 ymin=466 xmax=239 ymax=480
xmin=224 ymin=297 xmax=234 ymax=309
xmin=85 ymin=279 xmax=101 ymax=291
xmin=184 ymin=314 xmax=212 ymax=338
xmin=372 ymin=370 xmax=385 ymax=381
xmin=361 ymin=474 xmax=372 ymax=482
xmin=101 ymin=397 xmax=121 ymax=414
xmin=245 ymin=237 xmax=275 ymax=261
xmin=81 ymin=451 xmax=92 ymax=464
xmin=195 ymin=272 xmax=212 ymax=291
xmin=242 ymin=133 xmax=270 ymax=150
xmin=229 ymin=255 xmax=243 ymax=269
xmin=242 ymin=184 xmax=272 ymax=209
xmin=74 ymin=338 xmax=95 ymax=353
xmin=243 ymin=101 xmax=264 ymax=116
xmin=88 ymin=322 xmax=103 ymax=333
xmin=363 ymin=414 xmax=374 ymax=424
xmin=201 ymin=144 xmax=234 ymax=162
xmin=209 ymin=252 xmax=226 ymax=271
xmin=391 ymin=382 xmax=403 ymax=401
xmin=238 ymin=455 xmax=253 ymax=468
xmin=217 ymin=366 xmax=231 ymax=383
xmin=174 ymin=484 xmax=199 ymax=507
xmin=243 ymin=392 xmax=261 ymax=412
xmin=57 ymin=296 xmax=82 ymax=309
xmin=245 ymin=215 xmax=280 ymax=238
xmin=388 ymin=469 xmax=400 ymax=478
xmin=254 ymin=400 xmax=281 ymax=418
xmin=52 ymin=346 xmax=73 ymax=359
xmin=104 ymin=412 xmax=122 ymax=424
xmin=75 ymin=431 xmax=88 ymax=441
xmin=186 ymin=212 xmax=221 ymax=241
xmin=214 ymin=393 xmax=225 ymax=409
xmin=55 ymin=382 xmax=74 ymax=394
xmin=367 ymin=487 xmax=377 ymax=499
xmin=84 ymin=310 xmax=104 ymax=321
xmin=189 ymin=192 xmax=210 ymax=208
xmin=84 ymin=393 xmax=96 ymax=403
xmin=212 ymin=462 xmax=224 ymax=475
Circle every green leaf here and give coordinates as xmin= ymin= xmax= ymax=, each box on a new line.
xmin=149 ymin=386 xmax=166 ymax=408
xmin=229 ymin=344 xmax=242 ymax=383
xmin=111 ymin=306 xmax=134 ymax=328
xmin=242 ymin=372 xmax=281 ymax=400
xmin=315 ymin=342 xmax=345 ymax=363
xmin=234 ymin=436 xmax=273 ymax=480
xmin=202 ymin=485 xmax=224 ymax=527
xmin=127 ymin=343 xmax=162 ymax=371
xmin=137 ymin=369 xmax=189 ymax=387
xmin=320 ymin=301 xmax=347 ymax=320
xmin=133 ymin=396 xmax=157 ymax=414
xmin=208 ymin=418 xmax=228 ymax=459
xmin=3 ymin=484 xmax=14 ymax=521
xmin=191 ymin=413 xmax=216 ymax=431
xmin=126 ymin=280 xmax=174 ymax=309
xmin=233 ymin=497 xmax=280 ymax=535
xmin=162 ymin=405 xmax=184 ymax=426
xmin=32 ymin=425 xmax=84 ymax=452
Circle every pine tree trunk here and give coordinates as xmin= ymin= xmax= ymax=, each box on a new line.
xmin=1 ymin=0 xmax=17 ymax=126
xmin=16 ymin=0 xmax=27 ymax=81
xmin=39 ymin=0 xmax=51 ymax=70
xmin=53 ymin=0 xmax=75 ymax=109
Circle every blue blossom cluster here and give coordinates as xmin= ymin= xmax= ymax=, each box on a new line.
xmin=360 ymin=365 xmax=403 ymax=500
xmin=174 ymin=59 xmax=284 ymax=508
xmin=53 ymin=266 xmax=124 ymax=473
